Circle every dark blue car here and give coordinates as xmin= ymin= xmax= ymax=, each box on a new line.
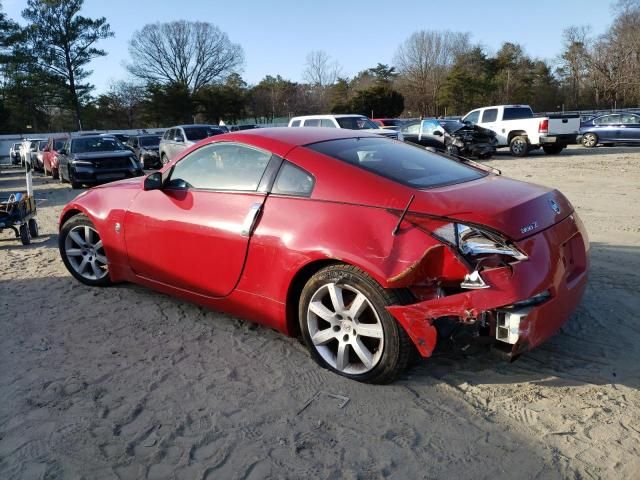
xmin=579 ymin=112 xmax=640 ymax=147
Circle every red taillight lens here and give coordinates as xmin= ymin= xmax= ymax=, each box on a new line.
xmin=538 ymin=119 xmax=548 ymax=133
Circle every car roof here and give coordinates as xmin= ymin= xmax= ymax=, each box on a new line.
xmin=221 ymin=127 xmax=381 ymax=152
xmin=291 ymin=114 xmax=367 ymax=120
xmin=171 ymin=124 xmax=221 ymax=129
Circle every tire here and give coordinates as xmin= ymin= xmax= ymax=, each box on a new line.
xmin=28 ymin=218 xmax=39 ymax=238
xmin=478 ymin=152 xmax=493 ymax=160
xmin=542 ymin=145 xmax=564 ymax=155
xmin=59 ymin=213 xmax=111 ymax=287
xmin=52 ymin=167 xmax=59 ymax=179
xmin=299 ymin=264 xmax=413 ymax=384
xmin=582 ymin=133 xmax=598 ymax=148
xmin=19 ymin=224 xmax=31 ymax=245
xmin=509 ymin=135 xmax=530 ymax=157
xmin=69 ymin=167 xmax=81 ymax=189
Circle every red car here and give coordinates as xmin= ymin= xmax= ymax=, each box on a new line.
xmin=43 ymin=136 xmax=67 ymax=179
xmin=58 ymin=128 xmax=589 ymax=383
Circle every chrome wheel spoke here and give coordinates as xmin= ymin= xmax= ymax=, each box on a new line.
xmin=309 ymin=301 xmax=335 ymax=322
xmin=84 ymin=226 xmax=92 ymax=244
xmin=95 ymin=253 xmax=108 ymax=265
xmin=348 ymin=292 xmax=368 ymax=320
xmin=336 ymin=342 xmax=348 ymax=371
xmin=66 ymin=248 xmax=82 ymax=257
xmin=356 ymin=322 xmax=383 ymax=339
xmin=78 ymin=257 xmax=89 ymax=274
xmin=352 ymin=338 xmax=373 ymax=370
xmin=311 ymin=328 xmax=336 ymax=346
xmin=90 ymin=260 xmax=102 ymax=279
xmin=327 ymin=283 xmax=345 ymax=312
xmin=69 ymin=231 xmax=84 ymax=247
xmin=94 ymin=239 xmax=103 ymax=250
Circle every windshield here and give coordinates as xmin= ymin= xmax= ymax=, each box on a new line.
xmin=139 ymin=136 xmax=161 ymax=147
xmin=336 ymin=117 xmax=381 ymax=130
xmin=38 ymin=141 xmax=47 ymax=149
xmin=184 ymin=127 xmax=222 ymax=141
xmin=54 ymin=139 xmax=65 ymax=150
xmin=307 ymin=137 xmax=485 ymax=189
xmin=71 ymin=137 xmax=126 ymax=153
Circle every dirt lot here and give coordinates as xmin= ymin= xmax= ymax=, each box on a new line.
xmin=1 ymin=145 xmax=639 ymax=479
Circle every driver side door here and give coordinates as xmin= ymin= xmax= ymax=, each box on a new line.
xmin=124 ymin=142 xmax=274 ymax=298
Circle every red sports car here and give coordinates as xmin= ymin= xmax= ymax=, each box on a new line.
xmin=43 ymin=136 xmax=67 ymax=179
xmin=58 ymin=128 xmax=589 ymax=383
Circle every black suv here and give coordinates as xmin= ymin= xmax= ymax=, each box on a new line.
xmin=58 ymin=136 xmax=144 ymax=188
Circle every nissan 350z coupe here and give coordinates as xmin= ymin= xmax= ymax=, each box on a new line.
xmin=58 ymin=128 xmax=589 ymax=383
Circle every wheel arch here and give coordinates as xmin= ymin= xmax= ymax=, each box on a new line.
xmin=285 ymin=258 xmax=344 ymax=336
xmin=507 ymin=130 xmax=528 ymax=143
xmin=59 ymin=208 xmax=85 ymax=228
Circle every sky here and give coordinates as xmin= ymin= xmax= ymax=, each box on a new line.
xmin=1 ymin=0 xmax=615 ymax=94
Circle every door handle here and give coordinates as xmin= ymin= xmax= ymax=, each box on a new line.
xmin=241 ymin=203 xmax=262 ymax=237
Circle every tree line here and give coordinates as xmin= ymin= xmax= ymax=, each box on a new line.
xmin=1 ymin=0 xmax=639 ymax=134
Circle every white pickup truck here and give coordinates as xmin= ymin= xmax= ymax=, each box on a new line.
xmin=461 ymin=105 xmax=580 ymax=157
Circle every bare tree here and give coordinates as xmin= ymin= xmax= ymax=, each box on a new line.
xmin=557 ymin=26 xmax=592 ymax=109
xmin=394 ymin=30 xmax=470 ymax=116
xmin=303 ymin=50 xmax=341 ymax=87
xmin=302 ymin=50 xmax=341 ymax=111
xmin=127 ymin=21 xmax=244 ymax=94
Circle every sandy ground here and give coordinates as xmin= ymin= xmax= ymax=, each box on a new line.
xmin=0 ymin=145 xmax=639 ymax=479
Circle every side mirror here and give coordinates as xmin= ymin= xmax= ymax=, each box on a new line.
xmin=144 ymin=171 xmax=163 ymax=191
xmin=174 ymin=136 xmax=184 ymax=143
xmin=433 ymin=130 xmax=443 ymax=137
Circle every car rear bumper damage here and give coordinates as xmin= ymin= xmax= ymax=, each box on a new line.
xmin=386 ymin=213 xmax=589 ymax=360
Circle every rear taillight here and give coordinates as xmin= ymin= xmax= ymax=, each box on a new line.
xmin=538 ymin=119 xmax=548 ymax=133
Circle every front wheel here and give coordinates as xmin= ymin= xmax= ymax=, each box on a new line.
xmin=28 ymin=218 xmax=38 ymax=237
xmin=509 ymin=135 xmax=530 ymax=157
xmin=582 ymin=133 xmax=598 ymax=148
xmin=59 ymin=214 xmax=111 ymax=287
xmin=69 ymin=168 xmax=82 ymax=189
xmin=19 ymin=224 xmax=31 ymax=245
xmin=299 ymin=265 xmax=413 ymax=384
xmin=542 ymin=145 xmax=564 ymax=155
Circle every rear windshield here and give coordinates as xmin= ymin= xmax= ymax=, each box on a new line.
xmin=139 ymin=136 xmax=161 ymax=147
xmin=336 ymin=117 xmax=380 ymax=130
xmin=502 ymin=107 xmax=534 ymax=120
xmin=72 ymin=137 xmax=125 ymax=153
xmin=184 ymin=127 xmax=222 ymax=141
xmin=306 ymin=137 xmax=485 ymax=189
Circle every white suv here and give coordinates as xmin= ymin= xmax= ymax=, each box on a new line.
xmin=288 ymin=114 xmax=402 ymax=140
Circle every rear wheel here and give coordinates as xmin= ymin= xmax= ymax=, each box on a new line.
xmin=28 ymin=218 xmax=38 ymax=238
xmin=59 ymin=214 xmax=111 ymax=287
xmin=19 ymin=224 xmax=31 ymax=245
xmin=509 ymin=135 xmax=530 ymax=157
xmin=299 ymin=265 xmax=413 ymax=384
xmin=542 ymin=145 xmax=564 ymax=155
xmin=582 ymin=133 xmax=598 ymax=148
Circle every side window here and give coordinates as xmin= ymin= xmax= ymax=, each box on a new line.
xmin=481 ymin=108 xmax=498 ymax=123
xmin=272 ymin=162 xmax=315 ymax=197
xmin=464 ymin=110 xmax=480 ymax=124
xmin=320 ymin=119 xmax=337 ymax=128
xmin=175 ymin=128 xmax=185 ymax=141
xmin=303 ymin=119 xmax=321 ymax=127
xmin=165 ymin=129 xmax=174 ymax=140
xmin=621 ymin=113 xmax=640 ymax=124
xmin=168 ymin=143 xmax=272 ymax=191
xmin=290 ymin=120 xmax=301 ymax=127
xmin=402 ymin=123 xmax=421 ymax=135
xmin=421 ymin=120 xmax=439 ymax=135
xmin=593 ymin=116 xmax=608 ymax=125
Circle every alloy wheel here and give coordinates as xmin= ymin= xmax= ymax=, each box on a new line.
xmin=583 ymin=133 xmax=598 ymax=148
xmin=64 ymin=225 xmax=108 ymax=281
xmin=306 ymin=282 xmax=384 ymax=374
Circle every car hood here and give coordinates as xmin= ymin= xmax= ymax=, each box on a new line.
xmin=409 ymin=175 xmax=574 ymax=240
xmin=92 ymin=176 xmax=144 ymax=190
xmin=72 ymin=151 xmax=133 ymax=160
